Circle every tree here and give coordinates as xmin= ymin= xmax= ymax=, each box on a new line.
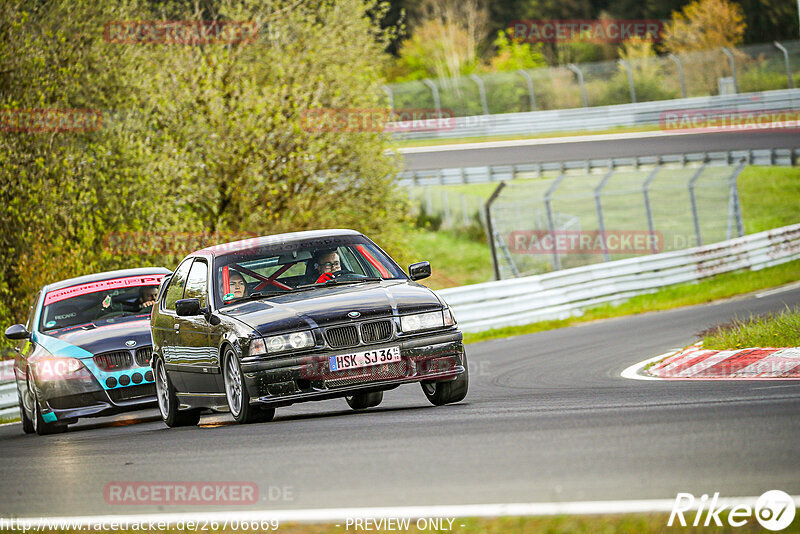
xmin=487 ymin=29 xmax=547 ymax=72
xmin=0 ymin=0 xmax=409 ymax=347
xmin=662 ymin=0 xmax=746 ymax=54
xmin=389 ymin=0 xmax=488 ymax=81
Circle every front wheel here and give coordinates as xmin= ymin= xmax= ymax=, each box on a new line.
xmin=28 ymin=374 xmax=65 ymax=435
xmin=223 ymin=348 xmax=275 ymax=424
xmin=421 ymin=354 xmax=469 ymax=406
xmin=155 ymin=358 xmax=200 ymax=428
xmin=18 ymin=388 xmax=34 ymax=434
xmin=346 ymin=391 xmax=383 ymax=410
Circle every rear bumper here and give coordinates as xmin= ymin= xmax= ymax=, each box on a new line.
xmin=241 ymin=329 xmax=465 ymax=407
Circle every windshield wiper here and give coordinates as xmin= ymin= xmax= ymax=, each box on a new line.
xmin=227 ymin=291 xmax=287 ymax=304
xmin=297 ymin=277 xmax=382 ymax=289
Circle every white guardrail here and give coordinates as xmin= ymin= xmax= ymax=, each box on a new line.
xmin=391 ymin=88 xmax=800 ymax=141
xmin=437 ymin=223 xmax=800 ymax=332
xmin=0 ymin=361 xmax=17 ymax=418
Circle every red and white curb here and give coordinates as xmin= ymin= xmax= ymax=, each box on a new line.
xmin=623 ymin=344 xmax=800 ymax=380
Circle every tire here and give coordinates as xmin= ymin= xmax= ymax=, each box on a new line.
xmin=28 ymin=374 xmax=65 ymax=436
xmin=18 ymin=388 xmax=34 ymax=434
xmin=421 ymin=353 xmax=469 ymax=406
xmin=346 ymin=391 xmax=383 ymax=410
xmin=155 ymin=357 xmax=200 ymax=428
xmin=223 ymin=348 xmax=275 ymax=424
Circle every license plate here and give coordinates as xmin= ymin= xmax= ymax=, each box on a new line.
xmin=328 ymin=346 xmax=401 ymax=372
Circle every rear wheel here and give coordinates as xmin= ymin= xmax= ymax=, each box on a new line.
xmin=155 ymin=358 xmax=200 ymax=428
xmin=421 ymin=354 xmax=469 ymax=406
xmin=345 ymin=391 xmax=383 ymax=410
xmin=223 ymin=348 xmax=275 ymax=424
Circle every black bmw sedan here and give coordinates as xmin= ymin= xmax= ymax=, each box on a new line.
xmin=4 ymin=267 xmax=170 ymax=435
xmin=150 ymin=229 xmax=468 ymax=426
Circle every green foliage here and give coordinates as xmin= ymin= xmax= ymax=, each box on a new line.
xmin=487 ymin=30 xmax=547 ymax=72
xmin=0 ymin=0 xmax=410 ymax=350
xmin=594 ymin=71 xmax=679 ymax=105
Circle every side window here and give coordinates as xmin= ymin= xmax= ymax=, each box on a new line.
xmin=163 ymin=260 xmax=194 ymax=311
xmin=184 ymin=259 xmax=209 ymax=308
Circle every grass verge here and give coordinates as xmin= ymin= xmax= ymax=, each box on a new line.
xmin=403 ymin=226 xmax=492 ymax=289
xmin=700 ymin=306 xmax=800 ymax=350
xmin=462 ymin=259 xmax=800 ymax=344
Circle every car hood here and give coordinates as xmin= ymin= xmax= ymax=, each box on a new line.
xmin=221 ymin=281 xmax=444 ymax=335
xmin=38 ymin=316 xmax=153 ymax=357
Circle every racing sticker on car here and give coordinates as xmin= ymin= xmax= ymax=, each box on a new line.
xmin=43 ymin=275 xmax=166 ymax=306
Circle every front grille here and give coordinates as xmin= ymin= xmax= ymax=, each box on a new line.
xmin=135 ymin=346 xmax=152 ymax=367
xmin=325 ymin=325 xmax=359 ymax=349
xmin=360 ymin=320 xmax=393 ymax=344
xmin=325 ymin=361 xmax=408 ymax=387
xmin=94 ymin=351 xmax=133 ymax=371
xmin=108 ymin=383 xmax=155 ymax=403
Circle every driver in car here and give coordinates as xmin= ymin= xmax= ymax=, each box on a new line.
xmin=137 ymin=286 xmax=159 ymax=312
xmin=314 ymin=249 xmax=341 ymax=283
xmin=229 ymin=270 xmax=249 ymax=299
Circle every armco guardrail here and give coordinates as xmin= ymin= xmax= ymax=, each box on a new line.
xmin=0 ymin=360 xmax=17 ymax=418
xmin=437 ymin=223 xmax=800 ymax=332
xmin=390 ymin=88 xmax=800 ymax=141
xmin=398 ymin=148 xmax=799 ymax=187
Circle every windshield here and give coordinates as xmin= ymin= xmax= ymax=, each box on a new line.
xmin=213 ymin=235 xmax=406 ymax=308
xmin=39 ymin=274 xmax=165 ymax=332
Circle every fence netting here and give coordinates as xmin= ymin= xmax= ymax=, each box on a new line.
xmin=386 ymin=41 xmax=800 ymax=117
xmin=487 ymin=164 xmax=743 ymax=279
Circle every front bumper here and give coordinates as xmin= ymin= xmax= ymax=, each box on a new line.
xmin=241 ymin=329 xmax=465 ymax=407
xmin=35 ymin=368 xmax=157 ymax=422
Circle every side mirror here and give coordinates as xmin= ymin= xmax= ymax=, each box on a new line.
xmin=5 ymin=324 xmax=31 ymax=340
xmin=408 ymin=261 xmax=431 ymax=281
xmin=175 ymin=298 xmax=202 ymax=317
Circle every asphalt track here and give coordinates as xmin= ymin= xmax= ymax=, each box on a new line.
xmin=1 ymin=286 xmax=799 ymax=518
xmin=399 ymin=130 xmax=800 ymax=170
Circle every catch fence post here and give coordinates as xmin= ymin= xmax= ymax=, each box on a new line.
xmin=568 ymin=64 xmax=589 ymax=108
xmin=688 ymin=163 xmax=707 ymax=247
xmin=486 ymin=182 xmax=507 ymax=280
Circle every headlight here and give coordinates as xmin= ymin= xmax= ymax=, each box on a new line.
xmin=31 ymin=357 xmax=90 ymax=381
xmin=400 ymin=310 xmax=449 ymax=333
xmin=443 ymin=307 xmax=456 ymax=326
xmin=255 ymin=331 xmax=314 ymax=355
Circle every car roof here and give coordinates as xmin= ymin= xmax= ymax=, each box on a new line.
xmin=196 ymin=229 xmax=364 ymax=256
xmin=43 ymin=267 xmax=172 ymax=292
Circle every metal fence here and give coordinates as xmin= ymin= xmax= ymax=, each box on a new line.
xmin=437 ymin=223 xmax=800 ymax=332
xmin=485 ymin=160 xmax=752 ymax=279
xmin=385 ymin=41 xmax=800 ymax=121
xmin=405 ymin=148 xmax=798 ymax=247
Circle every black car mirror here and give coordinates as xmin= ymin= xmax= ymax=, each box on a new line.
xmin=4 ymin=323 xmax=31 ymax=340
xmin=408 ymin=261 xmax=431 ymax=281
xmin=175 ymin=298 xmax=202 ymax=317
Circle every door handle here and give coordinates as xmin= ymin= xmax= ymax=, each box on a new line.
xmin=174 ymin=324 xmax=180 ymax=331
